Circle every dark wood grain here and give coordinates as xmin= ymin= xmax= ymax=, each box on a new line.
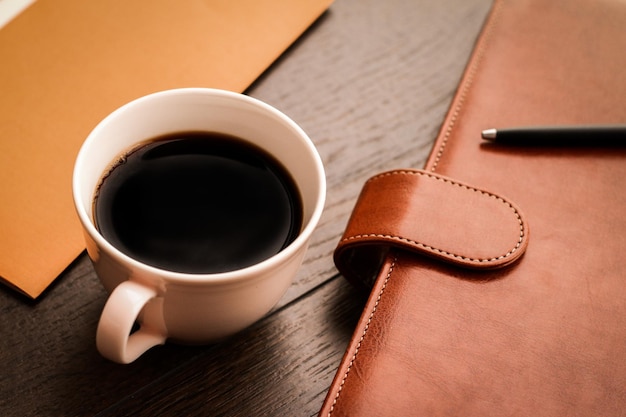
xmin=0 ymin=0 xmax=492 ymax=416
xmin=257 ymin=0 xmax=493 ymax=307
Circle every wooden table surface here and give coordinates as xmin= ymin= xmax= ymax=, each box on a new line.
xmin=0 ymin=0 xmax=492 ymax=415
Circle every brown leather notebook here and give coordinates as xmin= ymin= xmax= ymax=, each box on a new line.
xmin=320 ymin=0 xmax=626 ymax=415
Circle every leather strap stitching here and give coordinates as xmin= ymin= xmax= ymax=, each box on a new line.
xmin=341 ymin=169 xmax=526 ymax=265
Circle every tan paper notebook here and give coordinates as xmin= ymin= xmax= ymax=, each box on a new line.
xmin=0 ymin=0 xmax=332 ymax=298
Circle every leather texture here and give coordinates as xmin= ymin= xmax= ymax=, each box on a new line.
xmin=334 ymin=169 xmax=529 ymax=289
xmin=320 ymin=0 xmax=626 ymax=415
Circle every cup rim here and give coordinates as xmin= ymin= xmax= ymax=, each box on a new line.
xmin=72 ymin=87 xmax=326 ymax=285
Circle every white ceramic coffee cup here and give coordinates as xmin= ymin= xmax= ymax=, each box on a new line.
xmin=73 ymin=88 xmax=325 ymax=364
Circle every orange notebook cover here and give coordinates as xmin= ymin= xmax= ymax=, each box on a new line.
xmin=0 ymin=0 xmax=332 ymax=298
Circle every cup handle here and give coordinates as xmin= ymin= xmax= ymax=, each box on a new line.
xmin=96 ymin=280 xmax=167 ymax=364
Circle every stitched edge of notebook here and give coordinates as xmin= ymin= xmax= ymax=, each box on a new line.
xmin=326 ymin=257 xmax=396 ymax=417
xmin=341 ymin=169 xmax=526 ymax=265
xmin=429 ymin=0 xmax=503 ymax=172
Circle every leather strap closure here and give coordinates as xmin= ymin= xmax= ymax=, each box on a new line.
xmin=334 ymin=169 xmax=529 ymax=288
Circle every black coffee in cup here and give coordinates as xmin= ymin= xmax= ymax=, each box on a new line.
xmin=93 ymin=131 xmax=303 ymax=274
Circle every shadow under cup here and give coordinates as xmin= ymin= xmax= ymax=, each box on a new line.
xmin=72 ymin=88 xmax=326 ymax=363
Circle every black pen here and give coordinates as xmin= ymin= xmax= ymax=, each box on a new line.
xmin=481 ymin=125 xmax=626 ymax=146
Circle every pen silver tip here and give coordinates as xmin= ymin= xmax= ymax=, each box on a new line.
xmin=481 ymin=128 xmax=497 ymax=140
